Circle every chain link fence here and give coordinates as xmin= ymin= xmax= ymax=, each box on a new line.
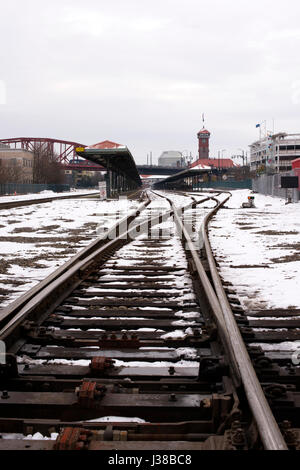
xmin=195 ymin=179 xmax=252 ymax=190
xmin=0 ymin=183 xmax=70 ymax=195
xmin=252 ymin=171 xmax=299 ymax=202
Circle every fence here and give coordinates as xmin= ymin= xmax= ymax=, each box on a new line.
xmin=252 ymin=171 xmax=299 ymax=202
xmin=194 ymin=179 xmax=253 ymax=190
xmin=0 ymin=183 xmax=70 ymax=195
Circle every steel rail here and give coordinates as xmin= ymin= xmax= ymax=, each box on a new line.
xmin=201 ymin=195 xmax=288 ymax=450
xmin=0 ymin=195 xmax=150 ymax=335
xmin=151 ymin=190 xmax=241 ymax=384
xmin=0 ymin=190 xmax=211 ymax=339
xmin=0 ymin=189 xmax=288 ymax=449
xmin=0 ymin=189 xmax=142 ymax=210
xmin=0 ymin=191 xmax=100 ymax=210
xmin=154 ymin=190 xmax=287 ymax=450
xmin=0 ymin=191 xmax=206 ymax=342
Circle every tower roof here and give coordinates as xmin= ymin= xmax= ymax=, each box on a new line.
xmin=87 ymin=140 xmax=124 ymax=149
xmin=190 ymin=158 xmax=236 ymax=169
xmin=197 ymin=128 xmax=210 ymax=135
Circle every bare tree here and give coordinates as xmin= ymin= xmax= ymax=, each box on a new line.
xmin=0 ymin=160 xmax=23 ymax=183
xmin=33 ymin=144 xmax=65 ymax=184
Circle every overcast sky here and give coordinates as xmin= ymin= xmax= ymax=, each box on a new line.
xmin=1 ymin=0 xmax=300 ymax=164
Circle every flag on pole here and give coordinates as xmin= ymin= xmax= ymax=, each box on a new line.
xmin=256 ymin=123 xmax=260 ymax=128
xmin=202 ymin=113 xmax=205 ymax=123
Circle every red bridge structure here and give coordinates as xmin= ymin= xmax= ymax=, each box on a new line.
xmin=0 ymin=137 xmax=104 ymax=171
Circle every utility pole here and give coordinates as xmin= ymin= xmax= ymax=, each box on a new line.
xmin=240 ymin=151 xmax=245 ymax=166
xmin=232 ymin=150 xmax=248 ymax=167
xmin=221 ymin=149 xmax=226 ymax=172
xmin=238 ymin=149 xmax=246 ymax=166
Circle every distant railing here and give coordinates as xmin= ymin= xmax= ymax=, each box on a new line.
xmin=0 ymin=183 xmax=70 ymax=195
xmin=194 ymin=179 xmax=253 ymax=190
xmin=252 ymin=171 xmax=299 ymax=202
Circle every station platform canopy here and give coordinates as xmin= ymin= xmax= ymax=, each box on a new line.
xmin=76 ymin=140 xmax=141 ymax=186
xmin=153 ymin=165 xmax=211 ymax=188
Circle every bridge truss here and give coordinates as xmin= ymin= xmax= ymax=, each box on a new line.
xmin=0 ymin=137 xmax=102 ymax=170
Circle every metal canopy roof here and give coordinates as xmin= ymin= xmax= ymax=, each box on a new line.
xmin=76 ymin=146 xmax=142 ymax=185
xmin=153 ymin=166 xmax=210 ymax=187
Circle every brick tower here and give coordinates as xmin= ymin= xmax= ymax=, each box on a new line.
xmin=197 ymin=128 xmax=210 ymax=159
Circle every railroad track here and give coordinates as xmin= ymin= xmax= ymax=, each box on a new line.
xmin=0 ymin=191 xmax=101 ymax=210
xmin=0 ymin=189 xmax=298 ymax=450
xmin=0 ymin=189 xmax=141 ymax=210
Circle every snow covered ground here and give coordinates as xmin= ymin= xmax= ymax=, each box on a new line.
xmin=2 ymin=187 xmax=298 ymax=315
xmin=0 ymin=196 xmax=139 ymax=307
xmin=208 ymin=189 xmax=300 ymax=311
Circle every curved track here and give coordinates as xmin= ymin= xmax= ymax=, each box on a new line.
xmin=0 ymin=190 xmax=297 ymax=450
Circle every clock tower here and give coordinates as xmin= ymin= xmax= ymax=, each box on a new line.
xmin=197 ymin=128 xmax=210 ymax=159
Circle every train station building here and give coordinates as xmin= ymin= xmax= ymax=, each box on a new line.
xmin=192 ymin=127 xmax=236 ymax=171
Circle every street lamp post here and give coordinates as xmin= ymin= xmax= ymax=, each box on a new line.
xmin=238 ymin=148 xmax=247 ymax=166
xmin=221 ymin=149 xmax=226 ymax=174
xmin=217 ymin=149 xmax=226 ymax=178
xmin=231 ymin=149 xmax=250 ymax=179
xmin=232 ymin=149 xmax=247 ymax=166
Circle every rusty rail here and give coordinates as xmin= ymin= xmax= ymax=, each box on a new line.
xmin=0 ymin=195 xmax=151 ymax=339
xmin=154 ymin=189 xmax=288 ymax=450
xmin=0 ymin=189 xmax=290 ymax=450
xmin=200 ymin=194 xmax=288 ymax=450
